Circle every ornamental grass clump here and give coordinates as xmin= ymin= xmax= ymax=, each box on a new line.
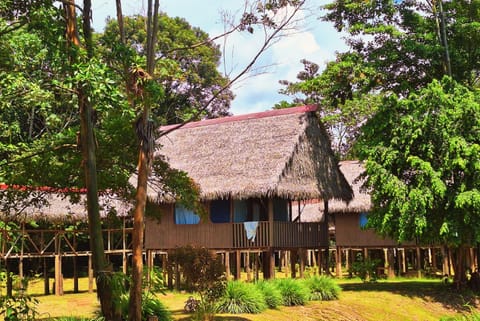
xmin=274 ymin=278 xmax=309 ymax=306
xmin=302 ymin=275 xmax=341 ymax=301
xmin=255 ymin=280 xmax=282 ymax=309
xmin=215 ymin=280 xmax=266 ymax=314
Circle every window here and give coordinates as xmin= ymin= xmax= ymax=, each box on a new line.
xmin=359 ymin=212 xmax=368 ymax=228
xmin=233 ymin=198 xmax=268 ymax=222
xmin=174 ymin=204 xmax=200 ymax=224
xmin=273 ymin=198 xmax=289 ymax=221
xmin=210 ymin=199 xmax=230 ymax=223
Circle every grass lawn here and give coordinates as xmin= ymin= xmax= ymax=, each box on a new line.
xmin=24 ymin=277 xmax=480 ymax=321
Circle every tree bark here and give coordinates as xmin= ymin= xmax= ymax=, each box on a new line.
xmin=65 ymin=1 xmax=121 ymax=320
xmin=128 ymin=1 xmax=160 ymax=320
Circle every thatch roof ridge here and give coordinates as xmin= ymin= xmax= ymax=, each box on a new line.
xmin=160 ymin=105 xmax=318 ymax=132
xmin=149 ymin=105 xmax=353 ymax=203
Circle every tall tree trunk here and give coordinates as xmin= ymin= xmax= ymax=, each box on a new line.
xmin=65 ymin=1 xmax=121 ymax=320
xmin=128 ymin=1 xmax=160 ymax=321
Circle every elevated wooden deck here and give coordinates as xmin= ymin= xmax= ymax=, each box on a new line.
xmin=145 ymin=221 xmax=328 ymax=250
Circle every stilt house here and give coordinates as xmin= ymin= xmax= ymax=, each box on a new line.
xmin=144 ymin=105 xmax=353 ymax=278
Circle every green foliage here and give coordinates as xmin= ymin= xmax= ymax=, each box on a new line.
xmin=302 ymin=275 xmax=341 ymax=301
xmin=255 ymin=280 xmax=282 ymax=309
xmin=273 ymin=278 xmax=309 ymax=306
xmin=168 ymin=246 xmax=226 ymax=320
xmin=358 ymin=77 xmax=480 ymax=247
xmin=0 ymin=270 xmax=38 ymax=321
xmin=323 ymin=0 xmax=480 ymax=92
xmin=119 ymin=292 xmax=171 ymax=321
xmin=101 ymin=13 xmax=233 ymax=124
xmin=348 ymin=258 xmax=381 ymax=282
xmin=215 ymin=280 xmax=267 ymax=314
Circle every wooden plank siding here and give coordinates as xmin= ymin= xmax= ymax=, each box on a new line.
xmin=273 ymin=222 xmax=327 ymax=248
xmin=145 ymin=219 xmax=328 ymax=250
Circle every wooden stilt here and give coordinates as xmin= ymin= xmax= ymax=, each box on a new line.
xmin=317 ymin=249 xmax=323 ymax=275
xmin=225 ymin=251 xmax=231 ymax=281
xmin=401 ymin=249 xmax=407 ymax=274
xmin=235 ymin=250 xmax=241 ymax=280
xmin=88 ymin=254 xmax=93 ymax=294
xmin=291 ymin=249 xmax=297 ymax=278
xmin=73 ymin=233 xmax=78 ymax=293
xmin=416 ymin=247 xmax=422 ymax=278
xmin=43 ymin=257 xmax=50 ymax=295
xmin=336 ymin=246 xmax=342 ymax=277
xmin=246 ymin=252 xmax=251 ymax=282
xmin=299 ymin=249 xmax=305 ymax=278
xmin=387 ymin=248 xmax=395 ymax=278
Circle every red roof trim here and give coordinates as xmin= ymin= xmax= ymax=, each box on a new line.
xmin=0 ymin=183 xmax=87 ymax=194
xmin=160 ymin=105 xmax=317 ymax=131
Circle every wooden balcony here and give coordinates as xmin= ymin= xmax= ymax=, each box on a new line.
xmin=144 ymin=220 xmax=328 ymax=250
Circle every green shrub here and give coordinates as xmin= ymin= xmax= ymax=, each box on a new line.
xmin=274 ymin=278 xmax=309 ymax=306
xmin=120 ymin=292 xmax=172 ymax=321
xmin=348 ymin=258 xmax=381 ymax=282
xmin=215 ymin=281 xmax=266 ymax=314
xmin=302 ymin=275 xmax=341 ymax=301
xmin=255 ymin=280 xmax=282 ymax=309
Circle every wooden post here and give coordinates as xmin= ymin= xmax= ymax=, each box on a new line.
xmin=431 ymin=247 xmax=437 ymax=272
xmin=43 ymin=257 xmax=50 ymax=295
xmin=225 ymin=251 xmax=231 ymax=281
xmin=175 ymin=262 xmax=180 ymax=291
xmin=162 ymin=254 xmax=167 ymax=284
xmin=19 ymin=223 xmax=24 ymax=285
xmin=54 ymin=233 xmax=63 ymax=296
xmin=345 ymin=249 xmax=350 ymax=274
xmin=401 ymin=249 xmax=407 ymax=274
xmin=88 ymin=254 xmax=93 ymax=294
xmin=73 ymin=233 xmax=78 ymax=293
xmin=387 ymin=248 xmax=395 ymax=278
xmin=122 ymin=217 xmax=127 ymax=274
xmin=299 ymin=249 xmax=305 ymax=278
xmin=416 ymin=247 xmax=422 ymax=278
xmin=235 ymin=250 xmax=241 ymax=280
xmin=441 ymin=246 xmax=449 ymax=276
xmin=336 ymin=246 xmax=342 ymax=277
xmin=317 ymin=249 xmax=323 ymax=275
xmin=284 ymin=251 xmax=289 ymax=278
xmin=291 ymin=249 xmax=297 ymax=278
xmin=254 ymin=252 xmax=260 ymax=281
xmin=246 ymin=252 xmax=251 ymax=282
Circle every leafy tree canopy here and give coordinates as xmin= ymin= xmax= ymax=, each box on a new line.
xmin=100 ymin=13 xmax=234 ymax=125
xmin=357 ymin=77 xmax=480 ymax=247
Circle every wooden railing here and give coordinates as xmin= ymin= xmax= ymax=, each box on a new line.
xmin=232 ymin=222 xmax=326 ymax=249
xmin=0 ymin=228 xmax=133 ymax=258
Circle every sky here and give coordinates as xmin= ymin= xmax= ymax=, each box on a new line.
xmin=90 ymin=0 xmax=348 ymax=115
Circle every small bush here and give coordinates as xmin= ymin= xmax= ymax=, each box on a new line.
xmin=302 ymin=275 xmax=341 ymax=301
xmin=119 ymin=292 xmax=172 ymax=321
xmin=274 ymin=278 xmax=309 ymax=306
xmin=348 ymin=258 xmax=381 ymax=282
xmin=255 ymin=280 xmax=282 ymax=309
xmin=215 ymin=281 xmax=266 ymax=314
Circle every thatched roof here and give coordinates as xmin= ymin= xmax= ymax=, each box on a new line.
xmin=148 ymin=105 xmax=353 ymax=202
xmin=328 ymin=160 xmax=371 ymax=214
xmin=0 ymin=185 xmax=132 ymax=222
xmin=290 ymin=160 xmax=371 ymax=221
